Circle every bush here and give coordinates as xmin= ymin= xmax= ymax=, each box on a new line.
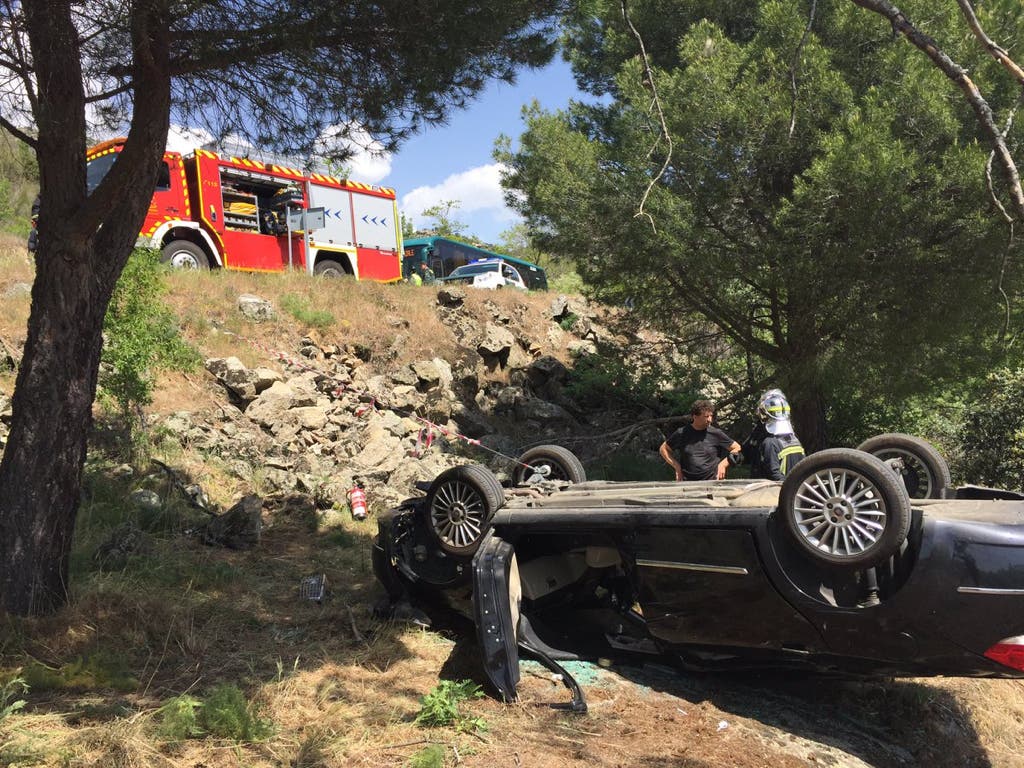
xmin=563 ymin=353 xmax=701 ymax=415
xmin=99 ymin=248 xmax=199 ymax=433
xmin=408 ymin=744 xmax=445 ymax=768
xmin=280 ymin=293 xmax=335 ymax=329
xmin=155 ymin=684 xmax=272 ymax=743
xmin=156 ymin=695 xmax=203 ymax=742
xmin=414 ymin=679 xmax=486 ymax=732
xmin=953 ymin=368 xmax=1024 ymax=490
xmin=201 ymin=683 xmax=272 ymax=741
xmin=0 ymin=675 xmax=27 ymax=722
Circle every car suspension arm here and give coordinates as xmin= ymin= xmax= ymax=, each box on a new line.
xmin=518 ymin=639 xmax=588 ymax=714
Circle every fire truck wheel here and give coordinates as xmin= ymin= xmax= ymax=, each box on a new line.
xmin=313 ymin=259 xmax=350 ymax=278
xmin=161 ymin=241 xmax=209 ymax=270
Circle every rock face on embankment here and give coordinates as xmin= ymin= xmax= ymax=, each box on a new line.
xmin=149 ymin=288 xmax=673 ymax=515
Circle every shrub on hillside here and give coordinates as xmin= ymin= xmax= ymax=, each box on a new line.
xmin=99 ymin=248 xmax=199 ymax=430
xmin=954 ymin=368 xmax=1024 ymax=490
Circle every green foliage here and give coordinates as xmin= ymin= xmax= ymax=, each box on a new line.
xmin=155 ymin=685 xmax=272 ymax=743
xmin=401 ymin=212 xmax=416 ymax=239
xmin=419 ymin=200 xmax=468 ymax=240
xmin=494 ymin=220 xmax=580 ymax=291
xmin=954 ymin=368 xmax=1024 ymax=490
xmin=0 ymin=137 xmax=38 ymax=235
xmin=156 ymin=695 xmax=204 ymax=742
xmin=0 ymin=675 xmax=27 ymax=721
xmin=587 ymin=450 xmax=670 ymax=482
xmin=548 ymin=269 xmax=584 ymax=294
xmin=500 ymin=0 xmax=1024 ymax=444
xmin=100 ymin=248 xmax=199 ymax=428
xmin=408 ymin=744 xmax=446 ymax=768
xmin=280 ymin=294 xmax=336 ymax=329
xmin=557 ymin=312 xmax=579 ymax=331
xmin=201 ymin=683 xmax=273 ymax=741
xmin=564 ymin=353 xmax=700 ymax=415
xmin=21 ymin=651 xmax=137 ymax=692
xmin=414 ymin=679 xmax=486 ymax=732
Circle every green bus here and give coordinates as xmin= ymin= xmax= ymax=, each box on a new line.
xmin=402 ymin=236 xmax=548 ymax=291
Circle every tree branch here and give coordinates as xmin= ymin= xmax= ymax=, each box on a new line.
xmin=621 ymin=0 xmax=672 ymax=233
xmin=849 ymin=0 xmax=1024 ymax=224
xmin=956 ymin=0 xmax=1024 ymax=85
xmin=788 ymin=0 xmax=817 ymax=138
xmin=0 ymin=115 xmax=36 ymax=148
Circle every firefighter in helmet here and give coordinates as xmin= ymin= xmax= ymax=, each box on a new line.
xmin=743 ymin=388 xmax=805 ymax=480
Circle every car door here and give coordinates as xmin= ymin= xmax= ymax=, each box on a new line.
xmin=632 ymin=524 xmax=824 ymax=655
xmin=472 ymin=533 xmax=521 ymax=702
xmin=501 ymin=264 xmax=526 ymax=289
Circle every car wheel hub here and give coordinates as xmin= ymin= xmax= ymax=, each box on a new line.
xmin=430 ymin=481 xmax=486 ymax=549
xmin=793 ymin=469 xmax=888 ymax=557
xmin=872 ymin=448 xmax=931 ymax=497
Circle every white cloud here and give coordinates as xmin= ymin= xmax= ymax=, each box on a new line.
xmin=161 ymin=124 xmax=392 ymax=183
xmin=401 ymin=163 xmax=518 ymax=232
xmin=346 ymin=148 xmax=392 ymax=183
xmin=314 ymin=123 xmax=392 ymax=183
xmin=166 ymin=124 xmax=214 ymax=153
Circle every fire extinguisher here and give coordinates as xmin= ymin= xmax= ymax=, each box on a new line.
xmin=348 ymin=481 xmax=367 ymax=521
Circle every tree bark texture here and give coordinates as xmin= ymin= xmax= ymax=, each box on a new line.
xmin=0 ymin=1 xmax=172 ymax=615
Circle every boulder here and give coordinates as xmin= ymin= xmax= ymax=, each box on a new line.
xmin=206 ymin=356 xmax=263 ymax=402
xmin=238 ymin=294 xmax=275 ymax=322
xmin=437 ymin=287 xmax=466 ymax=307
xmin=203 ymin=494 xmax=263 ymax=549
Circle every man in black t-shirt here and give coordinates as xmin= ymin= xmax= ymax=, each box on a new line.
xmin=660 ymin=399 xmax=742 ymax=481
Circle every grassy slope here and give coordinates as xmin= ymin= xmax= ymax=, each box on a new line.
xmin=0 ymin=234 xmax=1022 ymax=767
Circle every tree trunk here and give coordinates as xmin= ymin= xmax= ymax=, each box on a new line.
xmin=789 ymin=379 xmax=828 ymax=453
xmin=0 ymin=243 xmax=109 ymax=613
xmin=0 ymin=0 xmax=171 ymax=615
xmin=777 ymin=349 xmax=829 ymax=453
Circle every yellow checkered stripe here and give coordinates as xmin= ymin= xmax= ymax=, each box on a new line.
xmin=87 ymin=146 xmax=117 ymax=162
xmin=193 ymin=149 xmax=395 ymax=197
xmin=179 ymin=163 xmax=190 ymax=218
xmin=144 ymin=215 xmax=180 ymax=237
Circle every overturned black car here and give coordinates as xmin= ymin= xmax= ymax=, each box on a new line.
xmin=374 ymin=437 xmax=1024 ymax=708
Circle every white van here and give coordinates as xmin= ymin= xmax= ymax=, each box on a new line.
xmin=441 ymin=259 xmax=527 ymax=290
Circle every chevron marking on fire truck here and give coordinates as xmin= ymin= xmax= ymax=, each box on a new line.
xmin=179 ymin=163 xmax=191 ymax=218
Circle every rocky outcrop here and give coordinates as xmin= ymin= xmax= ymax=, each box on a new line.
xmin=145 ymin=289 xmax=684 ymax=516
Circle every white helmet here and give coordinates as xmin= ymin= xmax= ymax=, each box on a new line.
xmin=757 ymin=388 xmax=795 ymax=435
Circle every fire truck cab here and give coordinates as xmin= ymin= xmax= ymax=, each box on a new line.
xmin=86 ymin=138 xmax=403 ymax=282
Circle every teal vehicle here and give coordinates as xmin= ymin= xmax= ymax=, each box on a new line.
xmin=402 ymin=236 xmax=548 ymax=290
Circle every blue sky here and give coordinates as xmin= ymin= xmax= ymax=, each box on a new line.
xmin=352 ymin=58 xmax=581 ymax=244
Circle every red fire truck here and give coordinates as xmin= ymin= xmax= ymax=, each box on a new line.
xmin=86 ymin=138 xmax=403 ymax=282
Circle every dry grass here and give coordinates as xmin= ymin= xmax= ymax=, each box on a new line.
xmin=3 ymin=237 xmax=1024 ymax=766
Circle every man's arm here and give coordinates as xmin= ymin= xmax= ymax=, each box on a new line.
xmin=715 ymin=440 xmax=743 ymax=480
xmin=660 ymin=441 xmax=684 ymax=481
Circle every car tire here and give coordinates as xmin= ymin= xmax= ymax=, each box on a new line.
xmin=512 ymin=445 xmax=587 ymax=485
xmin=161 ymin=240 xmax=209 ymax=270
xmin=424 ymin=464 xmax=505 ymax=557
xmin=778 ymin=448 xmax=912 ymax=570
xmin=313 ymin=258 xmax=350 ymax=278
xmin=856 ymin=433 xmax=950 ymax=499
